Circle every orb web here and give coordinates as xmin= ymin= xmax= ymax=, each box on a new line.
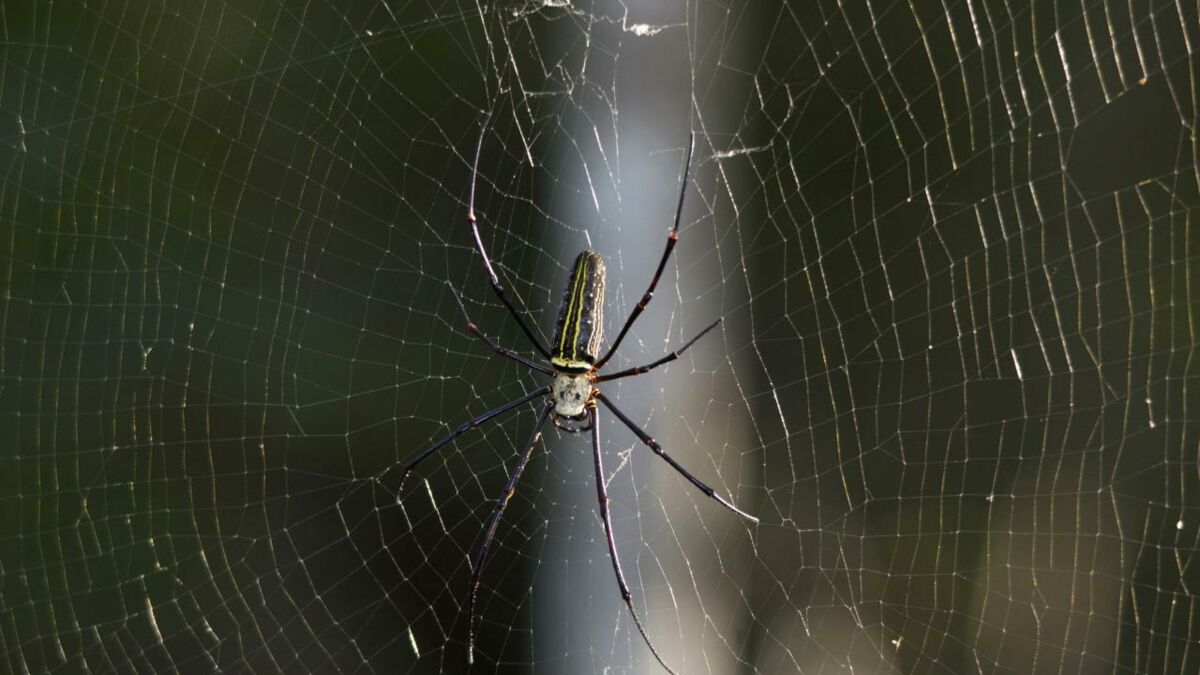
xmin=2 ymin=1 xmax=1197 ymax=673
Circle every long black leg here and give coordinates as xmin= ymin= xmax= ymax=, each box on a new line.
xmin=595 ymin=318 xmax=721 ymax=383
xmin=594 ymin=135 xmax=695 ymax=370
xmin=466 ymin=116 xmax=552 ymax=360
xmin=595 ymin=392 xmax=758 ymax=523
xmin=467 ymin=402 xmax=554 ymax=663
xmin=589 ymin=403 xmax=678 ymax=675
xmin=396 ymin=387 xmax=549 ymax=500
xmin=449 ymin=284 xmax=553 ymax=375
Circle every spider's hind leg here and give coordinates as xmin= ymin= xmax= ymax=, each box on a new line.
xmin=465 ymin=116 xmax=552 ymax=361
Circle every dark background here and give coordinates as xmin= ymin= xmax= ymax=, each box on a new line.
xmin=2 ymin=1 xmax=1197 ymax=673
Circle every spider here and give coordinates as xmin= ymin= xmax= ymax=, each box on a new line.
xmin=396 ymin=121 xmax=758 ymax=674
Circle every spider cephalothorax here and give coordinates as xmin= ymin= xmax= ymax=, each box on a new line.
xmin=395 ymin=122 xmax=757 ymax=674
xmin=549 ymin=368 xmax=593 ymax=427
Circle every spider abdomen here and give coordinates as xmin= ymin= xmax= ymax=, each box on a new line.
xmin=550 ymin=250 xmax=606 ymax=372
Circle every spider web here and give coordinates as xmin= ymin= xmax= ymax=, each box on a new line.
xmin=2 ymin=0 xmax=1197 ymax=673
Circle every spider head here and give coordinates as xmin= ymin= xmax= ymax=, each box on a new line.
xmin=550 ymin=371 xmax=593 ymax=429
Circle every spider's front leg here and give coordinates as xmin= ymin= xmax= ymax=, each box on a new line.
xmin=466 ymin=402 xmax=554 ymax=663
xmin=595 ymin=391 xmax=758 ymax=524
xmin=395 ymin=386 xmax=549 ymax=500
xmin=588 ymin=401 xmax=678 ymax=674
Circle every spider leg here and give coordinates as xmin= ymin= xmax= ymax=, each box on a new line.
xmin=396 ymin=387 xmax=549 ymax=500
xmin=589 ymin=403 xmax=679 ymax=675
xmin=467 ymin=402 xmax=554 ymax=663
xmin=595 ymin=391 xmax=758 ymax=524
xmin=594 ymin=135 xmax=695 ymax=370
xmin=466 ymin=116 xmax=553 ymax=361
xmin=595 ymin=318 xmax=721 ymax=383
xmin=449 ymin=283 xmax=553 ymax=375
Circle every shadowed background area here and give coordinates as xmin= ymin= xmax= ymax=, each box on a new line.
xmin=1 ymin=1 xmax=1197 ymax=673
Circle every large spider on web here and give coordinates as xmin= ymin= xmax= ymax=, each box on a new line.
xmin=397 ymin=118 xmax=758 ymax=674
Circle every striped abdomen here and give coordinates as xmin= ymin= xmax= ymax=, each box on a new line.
xmin=550 ymin=250 xmax=606 ymax=372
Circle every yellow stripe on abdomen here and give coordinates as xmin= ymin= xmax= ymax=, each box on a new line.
xmin=551 ymin=250 xmax=606 ymax=372
xmin=558 ymin=254 xmax=588 ymax=358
